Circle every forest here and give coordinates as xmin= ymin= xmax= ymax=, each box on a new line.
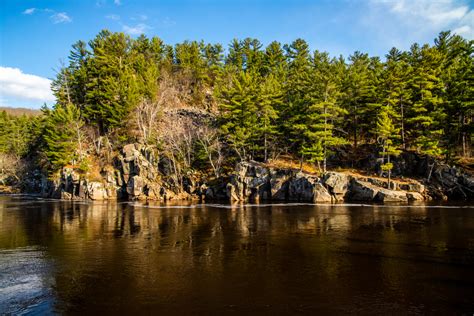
xmin=0 ymin=30 xmax=472 ymax=183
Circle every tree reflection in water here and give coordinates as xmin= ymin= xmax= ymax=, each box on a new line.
xmin=0 ymin=197 xmax=473 ymax=314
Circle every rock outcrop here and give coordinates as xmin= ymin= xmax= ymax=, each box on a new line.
xmin=36 ymin=143 xmax=201 ymax=201
xmin=207 ymin=161 xmax=441 ymax=203
xmin=16 ymin=144 xmax=474 ymax=203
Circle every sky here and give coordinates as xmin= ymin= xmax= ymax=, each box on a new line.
xmin=0 ymin=0 xmax=473 ymax=109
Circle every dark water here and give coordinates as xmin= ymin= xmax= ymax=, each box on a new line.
xmin=1 ymin=196 xmax=474 ymax=315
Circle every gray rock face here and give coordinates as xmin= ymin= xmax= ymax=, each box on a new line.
xmin=127 ymin=175 xmax=144 ymax=199
xmin=349 ymin=179 xmax=380 ymax=201
xmin=399 ymin=182 xmax=425 ymax=193
xmin=323 ymin=172 xmax=350 ymax=200
xmin=212 ymin=162 xmax=429 ymax=203
xmin=430 ymin=163 xmax=474 ymax=199
xmin=406 ymin=192 xmax=424 ymax=201
xmin=313 ymin=183 xmax=333 ymax=202
xmin=87 ymin=181 xmax=107 ymax=200
xmin=375 ymin=188 xmax=408 ymax=202
xmin=34 ymin=145 xmax=472 ymax=202
xmin=269 ymin=170 xmax=291 ymax=200
xmin=288 ymin=173 xmax=318 ymax=201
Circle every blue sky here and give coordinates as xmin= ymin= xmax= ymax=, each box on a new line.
xmin=0 ymin=0 xmax=473 ymax=109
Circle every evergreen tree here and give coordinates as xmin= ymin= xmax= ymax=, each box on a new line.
xmin=376 ymin=106 xmax=401 ymax=187
xmin=283 ymin=39 xmax=312 ymax=156
xmin=84 ymin=30 xmax=140 ymax=133
xmin=42 ymin=104 xmax=85 ymax=171
xmin=262 ymin=41 xmax=287 ymax=78
xmin=340 ymin=52 xmax=383 ymax=147
xmin=383 ymin=47 xmax=412 ymax=149
xmin=218 ymin=71 xmax=259 ymax=160
xmin=303 ymin=51 xmax=347 ymax=172
xmin=256 ymin=73 xmax=282 ymax=161
xmin=435 ymin=32 xmax=473 ymax=158
xmin=407 ymin=44 xmax=445 ymax=157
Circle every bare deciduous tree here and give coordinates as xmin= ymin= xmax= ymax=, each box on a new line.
xmin=196 ymin=125 xmax=223 ymax=178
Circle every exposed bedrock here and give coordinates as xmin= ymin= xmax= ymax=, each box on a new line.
xmin=21 ymin=144 xmax=474 ymax=202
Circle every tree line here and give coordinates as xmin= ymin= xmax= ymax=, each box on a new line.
xmin=0 ymin=30 xmax=472 ymax=180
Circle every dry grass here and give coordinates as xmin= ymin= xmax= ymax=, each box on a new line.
xmin=456 ymin=156 xmax=474 ymax=175
xmin=265 ymin=156 xmax=320 ymax=175
xmin=266 ymin=156 xmax=416 ymax=184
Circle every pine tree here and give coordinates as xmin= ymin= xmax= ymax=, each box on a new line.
xmin=256 ymin=73 xmax=282 ymax=161
xmin=435 ymin=32 xmax=473 ymax=158
xmin=42 ymin=103 xmax=85 ymax=171
xmin=407 ymin=44 xmax=445 ymax=158
xmin=218 ymin=71 xmax=259 ymax=160
xmin=283 ymin=39 xmax=312 ymax=156
xmin=226 ymin=39 xmax=244 ymax=71
xmin=84 ymin=30 xmax=140 ymax=133
xmin=262 ymin=41 xmax=287 ymax=78
xmin=303 ymin=51 xmax=348 ymax=172
xmin=383 ymin=47 xmax=412 ymax=149
xmin=376 ymin=106 xmax=401 ymax=187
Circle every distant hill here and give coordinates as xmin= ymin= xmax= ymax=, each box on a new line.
xmin=0 ymin=107 xmax=42 ymax=116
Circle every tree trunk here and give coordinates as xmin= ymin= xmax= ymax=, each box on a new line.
xmin=264 ymin=131 xmax=268 ymax=163
xmin=427 ymin=158 xmax=435 ymax=183
xmin=387 ymin=154 xmax=391 ymax=189
xmin=400 ymin=99 xmax=406 ymax=150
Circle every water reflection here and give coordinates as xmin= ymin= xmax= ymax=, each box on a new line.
xmin=1 ymin=197 xmax=474 ymax=314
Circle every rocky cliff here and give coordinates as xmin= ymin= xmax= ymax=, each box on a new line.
xmin=207 ymin=162 xmax=427 ymax=203
xmin=8 ymin=143 xmax=474 ymax=203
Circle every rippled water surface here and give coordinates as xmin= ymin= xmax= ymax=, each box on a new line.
xmin=1 ymin=195 xmax=473 ymax=314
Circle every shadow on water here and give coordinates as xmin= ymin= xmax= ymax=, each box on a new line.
xmin=1 ymin=196 xmax=474 ymax=314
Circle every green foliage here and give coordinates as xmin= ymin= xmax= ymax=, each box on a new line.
xmin=0 ymin=111 xmax=38 ymax=157
xmin=303 ymin=51 xmax=348 ymax=171
xmin=219 ymin=71 xmax=259 ymax=160
xmin=407 ymin=44 xmax=445 ymax=157
xmin=376 ymin=105 xmax=401 ymax=181
xmin=42 ymin=104 xmax=84 ymax=171
xmin=282 ymin=39 xmax=312 ymax=153
xmin=27 ymin=29 xmax=473 ymax=177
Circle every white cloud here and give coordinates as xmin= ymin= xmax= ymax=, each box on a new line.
xmin=22 ymin=8 xmax=36 ymax=15
xmin=123 ymin=23 xmax=150 ymax=35
xmin=106 ymin=14 xmax=120 ymax=20
xmin=376 ymin=0 xmax=469 ymax=25
xmin=50 ymin=12 xmax=72 ymax=24
xmin=369 ymin=0 xmax=474 ymax=40
xmin=22 ymin=8 xmax=73 ymax=25
xmin=0 ymin=67 xmax=55 ymax=105
xmin=114 ymin=0 xmax=122 ymax=5
xmin=453 ymin=25 xmax=473 ymax=37
xmin=131 ymin=14 xmax=148 ymax=21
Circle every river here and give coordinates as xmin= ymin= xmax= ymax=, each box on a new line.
xmin=0 ymin=195 xmax=473 ymax=314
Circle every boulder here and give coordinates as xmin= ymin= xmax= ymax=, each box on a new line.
xmin=349 ymin=179 xmax=379 ymax=201
xmin=87 ymin=181 xmax=107 ymax=200
xmin=399 ymin=182 xmax=425 ymax=193
xmin=145 ymin=183 xmax=162 ymax=200
xmin=60 ymin=190 xmax=72 ymax=200
xmin=269 ymin=170 xmax=291 ymax=200
xmin=122 ymin=144 xmax=139 ymax=162
xmin=323 ymin=172 xmax=350 ymax=200
xmin=406 ymin=192 xmax=424 ymax=201
xmin=313 ymin=183 xmax=332 ymax=202
xmin=288 ymin=173 xmax=317 ymax=201
xmin=375 ymin=188 xmax=408 ymax=202
xmin=127 ymin=175 xmax=144 ymax=198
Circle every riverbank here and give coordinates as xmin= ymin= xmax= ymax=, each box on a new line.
xmin=2 ymin=143 xmax=473 ymax=203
